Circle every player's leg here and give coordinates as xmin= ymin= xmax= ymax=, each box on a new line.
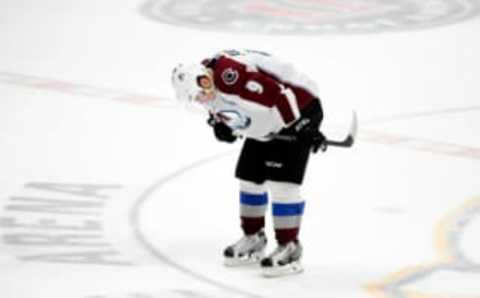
xmin=224 ymin=139 xmax=268 ymax=266
xmin=262 ymin=181 xmax=305 ymax=277
xmin=268 ymin=181 xmax=305 ymax=242
xmin=261 ymin=99 xmax=323 ymax=275
xmin=262 ymin=136 xmax=312 ymax=276
xmin=223 ymin=179 xmax=268 ymax=266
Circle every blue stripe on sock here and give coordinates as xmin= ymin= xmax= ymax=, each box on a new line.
xmin=240 ymin=192 xmax=268 ymax=206
xmin=272 ymin=202 xmax=305 ymax=216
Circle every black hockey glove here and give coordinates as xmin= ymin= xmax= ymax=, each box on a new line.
xmin=207 ymin=115 xmax=237 ymax=143
xmin=294 ymin=118 xmax=327 ymax=153
xmin=309 ymin=129 xmax=327 ymax=153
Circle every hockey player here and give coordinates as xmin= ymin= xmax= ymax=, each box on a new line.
xmin=171 ymin=49 xmax=326 ymax=277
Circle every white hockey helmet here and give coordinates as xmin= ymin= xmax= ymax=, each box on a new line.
xmin=171 ymin=63 xmax=213 ymax=105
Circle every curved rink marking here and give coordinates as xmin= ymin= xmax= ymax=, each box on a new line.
xmin=129 ymin=150 xmax=262 ymax=298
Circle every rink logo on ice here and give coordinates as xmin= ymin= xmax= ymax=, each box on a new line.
xmin=0 ymin=182 xmax=134 ymax=266
xmin=366 ymin=196 xmax=480 ymax=298
xmin=140 ymin=0 xmax=480 ymax=34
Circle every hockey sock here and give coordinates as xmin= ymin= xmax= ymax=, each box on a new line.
xmin=272 ymin=201 xmax=305 ymax=245
xmin=240 ymin=191 xmax=268 ymax=235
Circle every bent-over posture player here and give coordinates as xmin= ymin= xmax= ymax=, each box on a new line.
xmin=171 ymin=49 xmax=327 ymax=277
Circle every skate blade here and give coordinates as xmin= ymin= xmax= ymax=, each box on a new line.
xmin=262 ymin=261 xmax=303 ymax=277
xmin=224 ymin=251 xmax=264 ymax=267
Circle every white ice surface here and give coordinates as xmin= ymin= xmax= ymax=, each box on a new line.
xmin=1 ymin=1 xmax=480 ymax=298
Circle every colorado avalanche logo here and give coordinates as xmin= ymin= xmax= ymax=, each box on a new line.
xmin=221 ymin=68 xmax=239 ymax=85
xmin=217 ymin=110 xmax=251 ymax=130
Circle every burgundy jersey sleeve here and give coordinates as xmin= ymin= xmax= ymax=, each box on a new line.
xmin=211 ymin=56 xmax=299 ymax=125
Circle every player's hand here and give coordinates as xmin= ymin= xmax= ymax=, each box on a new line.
xmin=295 ymin=118 xmax=327 ymax=153
xmin=207 ymin=115 xmax=237 ymax=143
xmin=309 ymin=130 xmax=327 ymax=153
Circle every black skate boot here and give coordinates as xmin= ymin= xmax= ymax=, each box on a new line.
xmin=223 ymin=230 xmax=267 ymax=266
xmin=260 ymin=241 xmax=303 ymax=277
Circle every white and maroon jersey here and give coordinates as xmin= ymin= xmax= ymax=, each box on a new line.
xmin=204 ymin=50 xmax=319 ymax=141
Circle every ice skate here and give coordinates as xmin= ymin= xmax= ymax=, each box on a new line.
xmin=260 ymin=241 xmax=303 ymax=277
xmin=223 ymin=230 xmax=267 ymax=266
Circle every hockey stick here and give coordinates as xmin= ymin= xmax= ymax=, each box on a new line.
xmin=271 ymin=111 xmax=358 ymax=148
